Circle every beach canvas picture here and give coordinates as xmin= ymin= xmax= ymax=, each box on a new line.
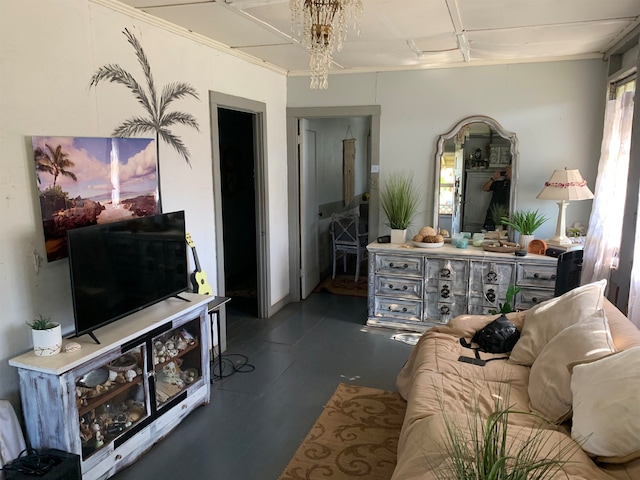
xmin=32 ymin=136 xmax=160 ymax=262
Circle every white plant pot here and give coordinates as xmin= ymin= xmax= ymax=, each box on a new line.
xmin=518 ymin=234 xmax=535 ymax=252
xmin=390 ymin=229 xmax=407 ymax=244
xmin=32 ymin=324 xmax=62 ymax=356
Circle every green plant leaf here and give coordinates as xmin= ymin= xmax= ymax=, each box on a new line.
xmin=380 ymin=172 xmax=421 ymax=230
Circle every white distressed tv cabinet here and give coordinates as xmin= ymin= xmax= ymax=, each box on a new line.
xmin=367 ymin=243 xmax=558 ymax=331
xmin=9 ymin=293 xmax=211 ymax=480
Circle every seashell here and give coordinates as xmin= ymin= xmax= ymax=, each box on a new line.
xmin=108 ymin=370 xmax=118 ymax=382
xmin=125 ymin=369 xmax=136 ymax=382
xmin=63 ymin=342 xmax=81 ymax=353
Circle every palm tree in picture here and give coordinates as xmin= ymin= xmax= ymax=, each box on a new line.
xmin=34 ymin=144 xmax=78 ymax=187
xmin=89 ymin=28 xmax=200 ymax=180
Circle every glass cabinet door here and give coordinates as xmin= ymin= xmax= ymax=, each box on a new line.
xmin=152 ymin=317 xmax=202 ymax=410
xmin=75 ymin=344 xmax=149 ymax=460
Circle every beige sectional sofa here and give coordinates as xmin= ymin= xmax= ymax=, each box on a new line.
xmin=393 ymin=281 xmax=640 ymax=480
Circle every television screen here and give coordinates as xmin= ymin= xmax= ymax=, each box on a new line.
xmin=67 ymin=211 xmax=189 ymax=340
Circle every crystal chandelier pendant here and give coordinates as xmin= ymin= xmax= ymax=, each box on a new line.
xmin=290 ymin=0 xmax=363 ymax=89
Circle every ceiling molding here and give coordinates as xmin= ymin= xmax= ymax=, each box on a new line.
xmin=91 ymin=0 xmax=288 ymax=75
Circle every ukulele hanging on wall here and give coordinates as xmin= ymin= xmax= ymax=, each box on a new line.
xmin=185 ymin=233 xmax=213 ymax=295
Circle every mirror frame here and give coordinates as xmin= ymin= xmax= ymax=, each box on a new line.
xmin=433 ymin=115 xmax=519 ymax=235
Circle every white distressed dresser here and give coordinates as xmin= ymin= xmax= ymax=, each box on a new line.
xmin=367 ymin=243 xmax=558 ymax=331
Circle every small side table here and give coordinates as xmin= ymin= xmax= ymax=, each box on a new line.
xmin=208 ymin=296 xmax=231 ymax=381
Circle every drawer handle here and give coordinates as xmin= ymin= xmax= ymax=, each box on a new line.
xmin=551 ymin=274 xmax=556 ymax=280
xmin=485 ymin=289 xmax=496 ymax=303
xmin=440 ymin=305 xmax=450 ymax=315
xmin=389 ymin=262 xmax=409 ymax=269
xmin=388 ymin=306 xmax=408 ymax=313
xmin=532 ymin=297 xmax=539 ymax=303
xmin=440 ymin=286 xmax=450 ymax=298
xmin=388 ymin=284 xmax=408 ymax=291
xmin=115 ymin=454 xmax=122 ymax=461
xmin=440 ymin=268 xmax=451 ymax=278
xmin=534 ymin=273 xmax=539 ymax=278
xmin=486 ymin=271 xmax=498 ymax=282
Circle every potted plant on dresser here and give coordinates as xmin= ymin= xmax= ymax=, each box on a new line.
xmin=501 ymin=209 xmax=548 ymax=253
xmin=380 ymin=172 xmax=421 ymax=244
xmin=27 ymin=314 xmax=62 ymax=356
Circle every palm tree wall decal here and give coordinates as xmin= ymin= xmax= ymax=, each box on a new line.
xmin=89 ymin=28 xmax=200 ymax=171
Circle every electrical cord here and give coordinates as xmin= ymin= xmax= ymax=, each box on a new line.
xmin=211 ymin=353 xmax=254 ymax=381
xmin=1 ymin=448 xmax=59 ymax=477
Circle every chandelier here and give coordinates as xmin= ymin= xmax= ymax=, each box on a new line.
xmin=290 ymin=0 xmax=363 ymax=89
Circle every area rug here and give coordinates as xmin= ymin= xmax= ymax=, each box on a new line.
xmin=315 ymin=275 xmax=368 ymax=298
xmin=279 ymin=383 xmax=407 ymax=480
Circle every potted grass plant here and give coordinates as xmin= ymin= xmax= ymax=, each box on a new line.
xmin=27 ymin=314 xmax=62 ymax=356
xmin=501 ymin=209 xmax=548 ymax=252
xmin=489 ymin=203 xmax=509 ymax=230
xmin=380 ymin=172 xmax=421 ymax=243
xmin=435 ymin=384 xmax=576 ymax=480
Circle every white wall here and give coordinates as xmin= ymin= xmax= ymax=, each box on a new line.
xmin=0 ymin=0 xmax=287 ymax=407
xmin=288 ymin=61 xmax=608 ymax=240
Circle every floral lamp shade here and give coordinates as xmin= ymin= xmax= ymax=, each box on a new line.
xmin=537 ymin=168 xmax=594 ymax=246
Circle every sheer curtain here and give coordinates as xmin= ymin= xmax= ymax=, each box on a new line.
xmin=629 ymin=187 xmax=640 ymax=326
xmin=582 ymin=91 xmax=634 ymax=290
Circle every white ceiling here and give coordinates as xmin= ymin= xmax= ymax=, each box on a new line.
xmin=118 ymin=0 xmax=640 ymax=77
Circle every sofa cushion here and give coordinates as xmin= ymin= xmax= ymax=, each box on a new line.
xmin=528 ymin=309 xmax=615 ymax=423
xmin=509 ymin=280 xmax=607 ymax=365
xmin=571 ymin=346 xmax=640 ymax=462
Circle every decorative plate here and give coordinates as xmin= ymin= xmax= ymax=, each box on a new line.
xmin=412 ymin=241 xmax=444 ymax=248
xmin=78 ymin=368 xmax=109 ymax=387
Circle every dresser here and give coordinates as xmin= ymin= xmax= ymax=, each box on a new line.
xmin=367 ymin=243 xmax=558 ymax=331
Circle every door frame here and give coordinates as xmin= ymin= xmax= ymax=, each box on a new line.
xmin=286 ymin=105 xmax=381 ymax=302
xmin=210 ymin=91 xmax=270 ymax=324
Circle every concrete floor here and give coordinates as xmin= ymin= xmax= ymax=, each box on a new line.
xmin=111 ymin=292 xmax=413 ymax=480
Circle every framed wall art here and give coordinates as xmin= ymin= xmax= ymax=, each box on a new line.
xmin=32 ymin=136 xmax=160 ymax=262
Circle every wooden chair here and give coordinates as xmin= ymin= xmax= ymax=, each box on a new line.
xmin=330 ymin=213 xmax=368 ymax=282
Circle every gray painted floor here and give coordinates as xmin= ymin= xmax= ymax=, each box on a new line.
xmin=111 ymin=292 xmax=413 ymax=480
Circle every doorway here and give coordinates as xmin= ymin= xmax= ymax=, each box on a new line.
xmin=210 ymin=92 xmax=269 ymax=328
xmin=218 ymin=108 xmax=258 ymax=316
xmin=287 ymin=106 xmax=382 ymax=302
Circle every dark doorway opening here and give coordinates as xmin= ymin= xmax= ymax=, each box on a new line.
xmin=219 ymin=107 xmax=258 ymax=316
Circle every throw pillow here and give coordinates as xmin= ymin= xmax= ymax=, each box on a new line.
xmin=571 ymin=346 xmax=640 ymax=462
xmin=509 ymin=279 xmax=606 ymax=365
xmin=528 ymin=309 xmax=615 ymax=423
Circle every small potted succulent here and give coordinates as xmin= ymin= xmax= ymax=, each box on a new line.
xmin=27 ymin=314 xmax=62 ymax=356
xmin=501 ymin=209 xmax=548 ymax=252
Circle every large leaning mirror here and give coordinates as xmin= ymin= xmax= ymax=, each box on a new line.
xmin=433 ymin=116 xmax=519 ymax=236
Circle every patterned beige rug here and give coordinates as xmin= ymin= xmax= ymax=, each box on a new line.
xmin=279 ymin=383 xmax=407 ymax=480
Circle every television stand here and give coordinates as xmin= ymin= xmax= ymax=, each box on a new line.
xmin=88 ymin=331 xmax=100 ymax=345
xmin=9 ymin=293 xmax=212 ymax=480
xmin=174 ymin=293 xmax=192 ymax=302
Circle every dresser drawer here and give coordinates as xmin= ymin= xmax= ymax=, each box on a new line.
xmin=374 ymin=297 xmax=422 ymax=323
xmin=375 ymin=275 xmax=422 ymax=299
xmin=375 ymin=254 xmax=423 ymax=277
xmin=516 ymin=287 xmax=554 ymax=309
xmin=516 ymin=263 xmax=557 ymax=288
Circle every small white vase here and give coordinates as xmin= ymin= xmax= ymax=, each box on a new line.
xmin=390 ymin=229 xmax=407 ymax=244
xmin=32 ymin=324 xmax=62 ymax=356
xmin=518 ymin=234 xmax=535 ymax=252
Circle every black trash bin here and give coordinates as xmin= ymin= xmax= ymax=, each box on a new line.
xmin=554 ymin=249 xmax=584 ymax=297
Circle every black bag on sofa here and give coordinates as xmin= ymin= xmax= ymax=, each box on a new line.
xmin=460 ymin=314 xmax=520 ymax=358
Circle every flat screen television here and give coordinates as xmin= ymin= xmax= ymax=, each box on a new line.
xmin=67 ymin=211 xmax=189 ymax=343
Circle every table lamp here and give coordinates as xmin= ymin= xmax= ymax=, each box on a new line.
xmin=536 ymin=168 xmax=594 ymax=247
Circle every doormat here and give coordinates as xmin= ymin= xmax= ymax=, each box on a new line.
xmin=278 ymin=383 xmax=406 ymax=480
xmin=315 ymin=274 xmax=368 ymax=298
